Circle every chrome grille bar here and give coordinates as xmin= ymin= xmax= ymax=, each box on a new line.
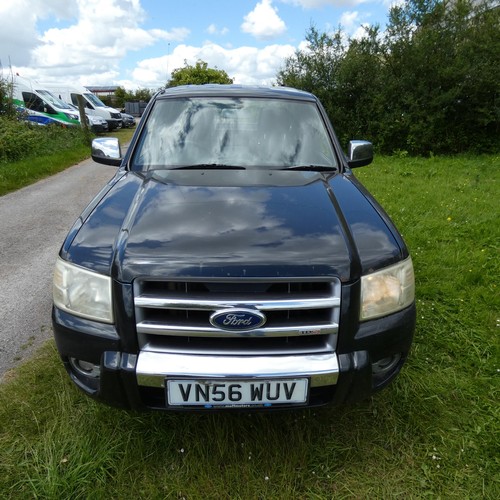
xmin=137 ymin=321 xmax=338 ymax=338
xmin=135 ymin=295 xmax=340 ymax=311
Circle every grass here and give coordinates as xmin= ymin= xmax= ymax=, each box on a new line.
xmin=0 ymin=126 xmax=136 ymax=197
xmin=0 ymin=154 xmax=499 ymax=498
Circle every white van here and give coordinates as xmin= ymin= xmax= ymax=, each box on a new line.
xmin=43 ymin=84 xmax=122 ymax=130
xmin=11 ymin=75 xmax=80 ymax=126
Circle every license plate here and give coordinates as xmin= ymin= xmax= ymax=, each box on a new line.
xmin=166 ymin=378 xmax=309 ymax=408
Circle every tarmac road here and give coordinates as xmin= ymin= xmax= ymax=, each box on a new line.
xmin=0 ymin=157 xmax=116 ymax=379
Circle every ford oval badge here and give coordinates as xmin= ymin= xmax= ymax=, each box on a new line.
xmin=210 ymin=308 xmax=266 ymax=331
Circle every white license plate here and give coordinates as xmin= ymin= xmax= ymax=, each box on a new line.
xmin=166 ymin=378 xmax=309 ymax=408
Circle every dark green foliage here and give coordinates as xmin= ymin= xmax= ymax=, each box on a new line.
xmin=277 ymin=0 xmax=500 ymax=155
xmin=167 ymin=60 xmax=233 ymax=87
xmin=0 ymin=117 xmax=88 ymax=163
xmin=0 ymin=74 xmax=16 ymax=118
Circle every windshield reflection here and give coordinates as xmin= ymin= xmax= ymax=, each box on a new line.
xmin=132 ymin=98 xmax=336 ymax=169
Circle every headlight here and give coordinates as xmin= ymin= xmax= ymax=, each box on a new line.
xmin=53 ymin=257 xmax=113 ymax=323
xmin=360 ymin=257 xmax=415 ymax=321
xmin=64 ymin=113 xmax=78 ymax=121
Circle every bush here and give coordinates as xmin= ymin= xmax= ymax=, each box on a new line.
xmin=0 ymin=117 xmax=88 ymax=163
xmin=0 ymin=75 xmax=15 ymax=118
xmin=277 ymin=0 xmax=500 ymax=155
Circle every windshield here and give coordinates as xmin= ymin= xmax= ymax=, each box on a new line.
xmin=131 ymin=97 xmax=337 ymax=170
xmin=36 ymin=89 xmax=73 ymax=110
xmin=84 ymin=92 xmax=107 ymax=108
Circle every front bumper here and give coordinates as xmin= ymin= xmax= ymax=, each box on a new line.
xmin=107 ymin=118 xmax=122 ymax=130
xmin=90 ymin=124 xmax=109 ymax=133
xmin=136 ymin=351 xmax=338 ymax=389
xmin=52 ymin=304 xmax=415 ymax=411
xmin=122 ymin=119 xmax=135 ymax=128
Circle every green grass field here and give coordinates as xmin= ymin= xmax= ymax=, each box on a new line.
xmin=0 ymin=127 xmax=136 ymax=196
xmin=0 ymin=154 xmax=498 ymax=498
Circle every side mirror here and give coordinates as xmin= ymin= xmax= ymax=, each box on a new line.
xmin=91 ymin=137 xmax=122 ymax=166
xmin=347 ymin=140 xmax=373 ymax=168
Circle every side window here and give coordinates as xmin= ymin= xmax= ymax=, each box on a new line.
xmin=22 ymin=92 xmax=44 ymax=112
xmin=72 ymin=93 xmax=93 ymax=110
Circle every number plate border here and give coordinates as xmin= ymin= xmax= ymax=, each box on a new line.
xmin=165 ymin=376 xmax=310 ymax=409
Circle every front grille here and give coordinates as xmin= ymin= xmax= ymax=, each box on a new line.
xmin=134 ymin=279 xmax=341 ymax=355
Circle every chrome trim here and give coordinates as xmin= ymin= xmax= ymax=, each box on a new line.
xmin=91 ymin=137 xmax=121 ymax=159
xmin=135 ymin=295 xmax=340 ymax=311
xmin=136 ymin=351 xmax=339 ymax=388
xmin=137 ymin=321 xmax=338 ymax=338
xmin=141 ymin=337 xmax=334 ymax=356
xmin=348 ymin=140 xmax=373 ymax=168
xmin=134 ymin=278 xmax=341 ymax=349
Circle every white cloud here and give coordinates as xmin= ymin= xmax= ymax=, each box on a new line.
xmin=340 ymin=10 xmax=361 ymax=30
xmin=279 ymin=0 xmax=368 ymax=7
xmin=206 ymin=24 xmax=229 ymax=36
xmin=351 ymin=24 xmax=370 ymax=39
xmin=339 ymin=10 xmax=372 ymax=38
xmin=0 ymin=0 xmax=78 ymax=67
xmin=382 ymin=0 xmax=406 ymax=7
xmin=150 ymin=28 xmax=191 ymax=41
xmin=1 ymin=0 xmax=189 ymax=85
xmin=129 ymin=42 xmax=297 ymax=89
xmin=241 ymin=0 xmax=287 ymax=40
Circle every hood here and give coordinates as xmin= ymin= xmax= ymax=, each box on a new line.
xmin=64 ymin=169 xmax=402 ymax=282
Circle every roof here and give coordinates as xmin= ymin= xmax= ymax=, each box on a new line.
xmin=85 ymin=86 xmax=119 ymax=93
xmin=158 ymin=84 xmax=316 ymax=101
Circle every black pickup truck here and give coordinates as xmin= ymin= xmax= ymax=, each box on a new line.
xmin=52 ymin=85 xmax=415 ymax=410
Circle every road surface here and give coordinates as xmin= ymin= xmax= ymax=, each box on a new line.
xmin=0 ymin=157 xmax=116 ymax=379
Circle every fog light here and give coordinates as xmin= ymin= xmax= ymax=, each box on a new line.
xmin=372 ymin=353 xmax=402 ymax=376
xmin=69 ymin=357 xmax=100 ymax=378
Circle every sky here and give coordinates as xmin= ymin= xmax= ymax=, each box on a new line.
xmin=0 ymin=0 xmax=398 ymax=90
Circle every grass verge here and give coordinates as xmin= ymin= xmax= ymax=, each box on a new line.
xmin=0 ymin=154 xmax=498 ymax=498
xmin=0 ymin=126 xmax=136 ymax=197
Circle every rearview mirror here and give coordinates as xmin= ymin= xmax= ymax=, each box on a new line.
xmin=347 ymin=140 xmax=373 ymax=168
xmin=91 ymin=137 xmax=122 ymax=166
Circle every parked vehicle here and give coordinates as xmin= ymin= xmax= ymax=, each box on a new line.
xmin=66 ymin=103 xmax=108 ymax=133
xmin=86 ymin=113 xmax=109 ymax=133
xmin=12 ymin=75 xmax=79 ymax=126
xmin=42 ymin=83 xmax=122 ymax=130
xmin=120 ymin=112 xmax=136 ymax=128
xmin=53 ymin=85 xmax=416 ymax=411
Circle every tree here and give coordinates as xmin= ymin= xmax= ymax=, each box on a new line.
xmin=277 ymin=26 xmax=347 ymax=125
xmin=113 ymin=86 xmax=154 ymax=109
xmin=167 ymin=60 xmax=233 ymax=87
xmin=0 ymin=73 xmax=15 ymax=118
xmin=277 ymin=25 xmax=386 ymax=148
xmin=382 ymin=0 xmax=500 ymax=154
xmin=277 ymin=1 xmax=500 ymax=155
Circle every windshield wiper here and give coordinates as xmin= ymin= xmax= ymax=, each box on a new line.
xmin=173 ymin=164 xmax=246 ymax=170
xmin=280 ymin=165 xmax=338 ymax=172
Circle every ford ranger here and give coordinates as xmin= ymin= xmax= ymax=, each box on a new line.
xmin=52 ymin=85 xmax=416 ymax=410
